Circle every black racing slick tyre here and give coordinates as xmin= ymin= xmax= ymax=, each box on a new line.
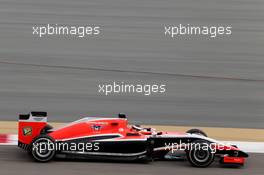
xmin=30 ymin=135 xmax=56 ymax=162
xmin=186 ymin=140 xmax=215 ymax=168
xmin=186 ymin=129 xmax=207 ymax=137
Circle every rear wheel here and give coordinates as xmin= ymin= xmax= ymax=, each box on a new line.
xmin=186 ymin=140 xmax=215 ymax=167
xmin=186 ymin=129 xmax=207 ymax=137
xmin=31 ymin=135 xmax=56 ymax=162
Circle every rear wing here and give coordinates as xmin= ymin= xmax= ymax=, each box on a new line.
xmin=18 ymin=111 xmax=48 ymax=146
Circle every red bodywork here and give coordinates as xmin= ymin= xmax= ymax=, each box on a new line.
xmin=18 ymin=113 xmax=248 ymax=165
xmin=49 ymin=118 xmax=146 ymax=141
xmin=18 ymin=121 xmax=46 ymax=145
xmin=222 ymin=156 xmax=245 ymax=165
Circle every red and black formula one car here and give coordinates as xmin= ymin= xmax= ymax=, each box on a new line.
xmin=18 ymin=112 xmax=248 ymax=167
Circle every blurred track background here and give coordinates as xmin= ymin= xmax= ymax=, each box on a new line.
xmin=0 ymin=0 xmax=264 ymax=174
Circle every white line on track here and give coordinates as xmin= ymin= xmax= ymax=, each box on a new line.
xmin=1 ymin=135 xmax=264 ymax=153
xmin=222 ymin=141 xmax=264 ymax=153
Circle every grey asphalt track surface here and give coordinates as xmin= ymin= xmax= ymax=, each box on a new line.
xmin=0 ymin=1 xmax=264 ymax=174
xmin=0 ymin=0 xmax=264 ymax=129
xmin=0 ymin=146 xmax=263 ymax=175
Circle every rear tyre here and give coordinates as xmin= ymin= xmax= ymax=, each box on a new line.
xmin=186 ymin=129 xmax=207 ymax=137
xmin=31 ymin=135 xmax=56 ymax=162
xmin=186 ymin=140 xmax=215 ymax=168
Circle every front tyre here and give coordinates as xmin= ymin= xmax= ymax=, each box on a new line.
xmin=31 ymin=135 xmax=56 ymax=162
xmin=186 ymin=140 xmax=215 ymax=168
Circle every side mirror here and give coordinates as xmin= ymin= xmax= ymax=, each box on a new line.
xmin=118 ymin=113 xmax=126 ymax=119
